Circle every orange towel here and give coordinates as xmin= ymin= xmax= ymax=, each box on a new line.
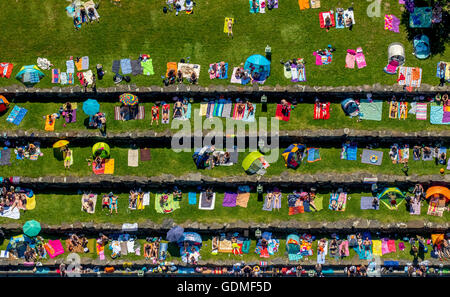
xmin=75 ymin=59 xmax=82 ymax=71
xmin=166 ymin=62 xmax=177 ymax=78
xmin=298 ymin=0 xmax=310 ymax=10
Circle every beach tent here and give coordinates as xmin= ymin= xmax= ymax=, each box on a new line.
xmin=409 ymin=7 xmax=432 ymax=28
xmin=282 ymin=144 xmax=306 ymax=169
xmin=178 ymin=232 xmax=202 ymax=263
xmin=244 ymin=55 xmax=271 ymax=82
xmin=15 ymin=65 xmax=44 ymax=86
xmin=388 ymin=43 xmax=405 ymax=65
xmin=92 ymin=142 xmax=110 ymax=158
xmin=242 ymin=151 xmax=265 ymax=175
xmin=341 ymin=98 xmax=360 ymax=117
xmin=0 ymin=95 xmax=9 ymax=113
xmin=413 ymin=34 xmax=430 ymax=60
xmin=286 ymin=234 xmax=301 ymax=261
xmin=377 ymin=187 xmax=406 ymax=209
xmin=426 ymin=186 xmax=450 ymax=203
xmin=192 ymin=146 xmax=212 ymax=169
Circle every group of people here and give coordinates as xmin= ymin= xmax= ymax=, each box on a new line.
xmin=90 ymin=112 xmax=107 ymax=136
xmin=67 ymin=233 xmax=90 ymax=253
xmin=0 ymin=182 xmax=32 ymax=214
xmin=119 ymin=104 xmax=139 ymax=121
xmin=129 ymin=188 xmax=145 ymax=209
xmin=167 ymin=68 xmax=198 ymax=85
xmin=164 ymin=0 xmax=195 ymax=15
xmin=412 ymin=144 xmax=447 ymax=165
xmin=101 ymin=192 xmax=119 ymax=214
xmin=15 ymin=143 xmax=41 ymax=160
xmin=144 ymin=237 xmax=161 ymax=261
xmin=72 ymin=2 xmax=100 ymax=30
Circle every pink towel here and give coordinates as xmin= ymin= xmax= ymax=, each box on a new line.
xmin=388 ymin=240 xmax=396 ymax=253
xmin=355 ymin=47 xmax=367 ymax=69
xmin=339 ymin=240 xmax=349 ymax=256
xmin=313 ymin=52 xmax=322 ymax=65
xmin=381 ymin=239 xmax=389 ymax=255
xmin=345 ymin=49 xmax=356 ymax=68
xmin=99 ymin=250 xmax=105 ymax=260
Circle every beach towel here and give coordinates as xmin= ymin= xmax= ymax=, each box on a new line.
xmin=292 ymin=64 xmax=306 ymax=82
xmin=389 ymin=101 xmax=399 ymax=119
xmin=199 ymin=192 xmax=216 ymax=210
xmin=74 ymin=58 xmax=83 ymax=71
xmin=155 ymin=193 xmax=180 ymax=214
xmin=52 ymin=69 xmax=60 ymax=83
xmin=222 ymin=102 xmax=232 ymax=118
xmin=0 ymin=149 xmax=11 ymax=166
xmin=233 ymin=103 xmax=246 ymax=120
xmin=223 ymin=192 xmax=238 ymax=207
xmin=131 ymin=60 xmax=143 ymax=76
xmin=140 ymin=148 xmax=151 ymax=161
xmin=45 ymin=240 xmax=64 ymax=259
xmin=0 ymin=62 xmax=13 ymax=79
xmin=355 ymin=48 xmax=367 ymax=69
xmin=230 ymin=67 xmax=242 ymax=84
xmin=236 ymin=192 xmax=250 ymax=208
xmin=128 ymin=149 xmax=139 ymax=167
xmin=60 ymin=72 xmax=68 ymax=85
xmin=430 ymin=104 xmax=450 ymax=125
xmin=317 ymin=241 xmax=328 ymax=264
xmin=275 ymin=103 xmax=291 ymax=121
xmin=66 ymin=60 xmax=75 ymax=74
xmin=372 ymin=240 xmax=382 ymax=256
xmin=224 ymin=17 xmax=234 ymax=33
xmin=188 ymin=192 xmax=197 ymax=205
xmin=0 ymin=206 xmax=20 ymax=220
xmin=81 ymin=56 xmax=89 ymax=70
xmin=310 ymin=195 xmax=323 ymax=211
xmin=206 ymin=101 xmax=215 ymax=118
xmin=341 ymin=143 xmax=357 ymax=160
xmin=143 ymin=192 xmax=150 ymax=206
xmin=112 ymin=60 xmax=120 ymax=73
xmin=243 ymin=104 xmax=256 ymax=122
xmin=384 ymin=14 xmax=400 ymax=32
xmin=250 ymin=0 xmax=260 ymax=13
xmin=64 ymin=108 xmax=77 ymax=123
xmin=339 ymin=240 xmax=349 ymax=257
xmin=141 ymin=59 xmax=154 ymax=76
xmin=93 ymin=161 xmax=105 ymax=175
xmin=399 ymin=144 xmax=409 ymax=163
xmin=307 ymin=148 xmax=321 ymax=162
xmin=313 ymin=102 xmax=330 ymax=119
xmin=336 ymin=9 xmax=345 ymax=28
xmin=67 ymin=73 xmax=74 ymax=85
xmin=259 ymin=0 xmax=266 ymax=13
xmin=416 ymin=102 xmax=427 ymax=120
xmin=345 ymin=49 xmax=356 ymax=68
xmin=310 ymin=0 xmax=320 ymax=8
xmin=398 ymin=66 xmax=422 ymax=91
xmin=120 ymin=59 xmax=132 ymax=75
xmin=359 ymin=99 xmax=383 ymax=121
xmin=410 ymin=198 xmax=421 ymax=215
xmin=262 ymin=194 xmax=274 ymax=211
xmin=213 ymin=101 xmax=223 ymax=117
xmin=45 ymin=115 xmax=55 ymax=131
xmin=361 ymin=149 xmax=383 ymax=166
xmin=6 ymin=106 xmax=27 ymax=126
xmin=178 ymin=63 xmax=201 ymax=79
xmin=319 ymin=11 xmax=335 ymax=28
xmin=298 ymin=0 xmax=310 ymax=10
xmin=361 ymin=196 xmax=379 ymax=210
xmin=199 ymin=102 xmax=208 ymax=116
xmin=104 ymin=159 xmax=115 ymax=174
xmin=81 ymin=194 xmax=97 ymax=214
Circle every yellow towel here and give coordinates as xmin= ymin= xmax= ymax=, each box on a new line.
xmin=372 ymin=240 xmax=382 ymax=256
xmin=45 ymin=115 xmax=55 ymax=131
xmin=104 ymin=159 xmax=115 ymax=175
xmin=26 ymin=195 xmax=36 ymax=210
xmin=199 ymin=103 xmax=208 ymax=116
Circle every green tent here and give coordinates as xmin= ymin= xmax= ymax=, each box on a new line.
xmin=23 ymin=220 xmax=41 ymax=237
xmin=242 ymin=151 xmax=264 ymax=175
xmin=92 ymin=142 xmax=110 ymax=158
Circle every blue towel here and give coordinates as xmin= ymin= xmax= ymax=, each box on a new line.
xmin=6 ymin=106 xmax=27 ymax=126
xmin=303 ymin=200 xmax=311 ymax=212
xmin=188 ymin=192 xmax=197 ymax=205
xmin=430 ymin=105 xmax=450 ymax=125
xmin=346 ymin=144 xmax=357 ymax=160
xmin=218 ymin=63 xmax=229 ymax=79
xmin=120 ymin=59 xmax=132 ymax=75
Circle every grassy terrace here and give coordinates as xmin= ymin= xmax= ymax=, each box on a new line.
xmin=0 ymin=146 xmax=446 ymax=178
xmin=0 ymin=192 xmax=447 ymax=226
xmin=1 ymin=102 xmax=449 ymax=133
xmin=0 ymin=235 xmax=435 ymax=264
xmin=0 ymin=0 xmax=448 ymax=89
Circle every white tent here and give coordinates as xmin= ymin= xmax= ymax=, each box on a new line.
xmin=388 ymin=43 xmax=405 ymax=65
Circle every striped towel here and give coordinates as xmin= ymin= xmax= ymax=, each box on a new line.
xmin=68 ymin=73 xmax=74 ymax=85
xmin=222 ymin=102 xmax=232 ymax=118
xmin=416 ymin=103 xmax=427 ymax=120
xmin=52 ymin=69 xmax=60 ymax=83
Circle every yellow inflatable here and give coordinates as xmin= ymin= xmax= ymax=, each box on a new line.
xmin=26 ymin=195 xmax=36 ymax=210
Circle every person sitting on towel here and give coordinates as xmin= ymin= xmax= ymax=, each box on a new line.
xmin=389 ymin=146 xmax=398 ymax=162
xmin=188 ymin=71 xmax=198 ymax=84
xmin=325 ymin=16 xmax=332 ymax=32
xmin=27 ymin=143 xmax=37 ymax=156
xmin=413 ymin=146 xmax=421 ymax=160
xmin=372 ymin=197 xmax=379 ymax=209
xmin=423 ymin=146 xmax=432 ymax=158
xmin=88 ymin=7 xmax=99 ymax=23
xmin=177 ymin=70 xmax=183 ymax=84
xmin=219 ymin=62 xmax=227 ymax=78
xmin=439 ymin=151 xmax=447 ymax=165
xmin=167 ymin=69 xmax=176 ymax=84
xmin=73 ymin=15 xmax=82 ymax=30
xmin=246 ymin=101 xmax=254 ymax=115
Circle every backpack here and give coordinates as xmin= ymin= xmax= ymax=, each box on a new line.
xmin=163 ymin=6 xmax=168 ymax=13
xmin=123 ymin=76 xmax=131 ymax=82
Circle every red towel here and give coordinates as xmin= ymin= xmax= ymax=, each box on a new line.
xmin=92 ymin=162 xmax=105 ymax=175
xmin=319 ymin=11 xmax=336 ymax=28
xmin=388 ymin=240 xmax=396 ymax=253
xmin=275 ymin=103 xmax=291 ymax=121
xmin=314 ymin=102 xmax=330 ymax=119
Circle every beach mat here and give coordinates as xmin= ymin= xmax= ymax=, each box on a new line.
xmin=131 ymin=59 xmax=143 ymax=76
xmin=140 ymin=148 xmax=151 ymax=161
xmin=416 ymin=103 xmax=427 ymax=120
xmin=128 ymin=149 xmax=139 ymax=167
xmin=222 ymin=102 xmax=232 ymax=118
xmin=199 ymin=192 xmax=216 ymax=210
xmin=6 ymin=106 xmax=28 ymax=126
xmin=188 ymin=192 xmax=197 ymax=205
xmin=361 ymin=196 xmax=379 ymax=210
xmin=361 ymin=149 xmax=383 ymax=166
xmin=0 ymin=149 xmax=11 ymax=166
xmin=236 ymin=192 xmax=250 ymax=208
xmin=359 ymin=100 xmax=383 ymax=121
xmin=223 ymin=192 xmax=237 ymax=207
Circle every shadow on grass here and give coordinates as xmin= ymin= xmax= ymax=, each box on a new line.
xmin=400 ymin=1 xmax=449 ymax=56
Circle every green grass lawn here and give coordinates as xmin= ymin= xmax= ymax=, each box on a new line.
xmin=0 ymin=146 xmax=446 ymax=178
xmin=1 ymin=101 xmax=449 ymax=133
xmin=0 ymin=0 xmax=447 ymax=89
xmin=0 ymin=192 xmax=446 ymax=225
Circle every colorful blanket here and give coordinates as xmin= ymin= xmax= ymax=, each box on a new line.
xmin=275 ymin=103 xmax=291 ymax=121
xmin=155 ymin=193 xmax=180 ymax=214
xmin=307 ymin=148 xmax=321 ymax=162
xmin=384 ymin=14 xmax=400 ymax=32
xmin=436 ymin=61 xmax=450 ymax=81
xmin=341 ymin=143 xmax=357 ymax=160
xmin=430 ymin=104 xmax=450 ymax=125
xmin=313 ymin=102 xmax=330 ymax=119
xmin=223 ymin=192 xmax=237 ymax=207
xmin=416 ymin=102 xmax=428 ymax=120
xmin=361 ymin=149 xmax=383 ymax=166
xmin=6 ymin=106 xmax=28 ymax=126
xmin=398 ymin=66 xmax=422 ymax=91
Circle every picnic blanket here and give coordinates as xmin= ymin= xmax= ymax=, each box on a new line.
xmin=384 ymin=14 xmax=400 ymax=33
xmin=275 ymin=103 xmax=291 ymax=121
xmin=0 ymin=149 xmax=11 ymax=166
xmin=409 ymin=7 xmax=432 ymax=28
xmin=359 ymin=99 xmax=383 ymax=121
xmin=141 ymin=59 xmax=154 ymax=76
xmin=436 ymin=61 xmax=450 ymax=81
xmin=140 ymin=148 xmax=151 ymax=161
xmin=416 ymin=102 xmax=428 ymax=120
xmin=361 ymin=149 xmax=383 ymax=166
xmin=361 ymin=196 xmax=379 ymax=210
xmin=313 ymin=102 xmax=330 ymax=119
xmin=341 ymin=143 xmax=357 ymax=160
xmin=120 ymin=59 xmax=132 ymax=75
xmin=223 ymin=192 xmax=237 ymax=207
xmin=188 ymin=192 xmax=197 ymax=205
xmin=131 ymin=60 xmax=143 ymax=76
xmin=128 ymin=149 xmax=139 ymax=167
xmin=430 ymin=104 xmax=450 ymax=125
xmin=178 ymin=63 xmax=201 ymax=79
xmin=6 ymin=106 xmax=27 ymax=126
xmin=81 ymin=194 xmax=97 ymax=214
xmin=319 ymin=11 xmax=335 ymax=28
xmin=398 ymin=66 xmax=422 ymax=91
xmin=0 ymin=207 xmax=20 ymax=220
xmin=155 ymin=193 xmax=180 ymax=214
xmin=307 ymin=148 xmax=321 ymax=162
xmin=199 ymin=192 xmax=216 ymax=210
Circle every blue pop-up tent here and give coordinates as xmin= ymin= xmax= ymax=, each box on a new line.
xmin=244 ymin=54 xmax=271 ymax=82
xmin=15 ymin=65 xmax=44 ymax=87
xmin=413 ymin=34 xmax=430 ymax=60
